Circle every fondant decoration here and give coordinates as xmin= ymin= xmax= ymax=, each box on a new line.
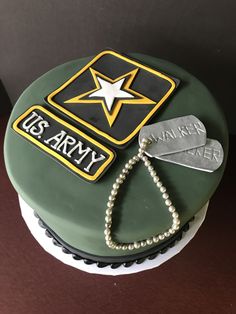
xmin=105 ymin=138 xmax=180 ymax=250
xmin=157 ymin=138 xmax=224 ymax=172
xmin=139 ymin=115 xmax=207 ymax=157
xmin=46 ymin=50 xmax=179 ymax=148
xmin=12 ymin=106 xmax=115 ymax=182
xmin=139 ymin=115 xmax=224 ymax=172
xmin=64 ymin=68 xmax=155 ymax=128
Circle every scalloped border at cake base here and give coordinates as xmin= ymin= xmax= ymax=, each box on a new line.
xmin=19 ymin=195 xmax=209 ymax=276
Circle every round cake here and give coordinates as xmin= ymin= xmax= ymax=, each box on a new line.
xmin=4 ymin=50 xmax=228 ymax=275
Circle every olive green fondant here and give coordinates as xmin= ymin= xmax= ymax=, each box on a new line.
xmin=4 ymin=54 xmax=228 ymax=257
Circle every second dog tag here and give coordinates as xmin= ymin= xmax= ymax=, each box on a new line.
xmin=156 ymin=138 xmax=224 ymax=172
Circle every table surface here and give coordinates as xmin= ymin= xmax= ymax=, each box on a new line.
xmin=0 ymin=114 xmax=235 ymax=314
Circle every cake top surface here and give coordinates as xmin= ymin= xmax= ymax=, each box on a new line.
xmin=4 ymin=52 xmax=228 ymax=258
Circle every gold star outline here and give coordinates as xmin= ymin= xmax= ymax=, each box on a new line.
xmin=64 ymin=68 xmax=156 ymax=127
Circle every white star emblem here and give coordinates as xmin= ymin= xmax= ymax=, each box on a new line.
xmin=88 ymin=77 xmax=134 ymax=112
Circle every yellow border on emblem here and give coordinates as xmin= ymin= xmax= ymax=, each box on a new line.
xmin=46 ymin=50 xmax=176 ymax=146
xmin=64 ymin=68 xmax=156 ymax=127
xmin=12 ymin=105 xmax=115 ymax=182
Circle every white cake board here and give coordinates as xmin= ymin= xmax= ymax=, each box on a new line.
xmin=19 ymin=195 xmax=208 ymax=276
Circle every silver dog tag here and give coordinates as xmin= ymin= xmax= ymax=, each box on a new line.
xmin=139 ymin=115 xmax=207 ymax=157
xmin=156 ymin=138 xmax=224 ymax=172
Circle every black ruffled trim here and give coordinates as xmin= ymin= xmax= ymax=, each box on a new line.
xmin=35 ymin=212 xmax=193 ymax=269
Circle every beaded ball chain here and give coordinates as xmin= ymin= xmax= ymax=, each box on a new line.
xmin=104 ymin=138 xmax=180 ymax=251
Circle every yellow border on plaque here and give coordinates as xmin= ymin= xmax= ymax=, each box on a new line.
xmin=46 ymin=50 xmax=176 ymax=146
xmin=12 ymin=105 xmax=115 ymax=182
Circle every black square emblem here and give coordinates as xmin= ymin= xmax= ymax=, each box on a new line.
xmin=46 ymin=50 xmax=178 ymax=148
